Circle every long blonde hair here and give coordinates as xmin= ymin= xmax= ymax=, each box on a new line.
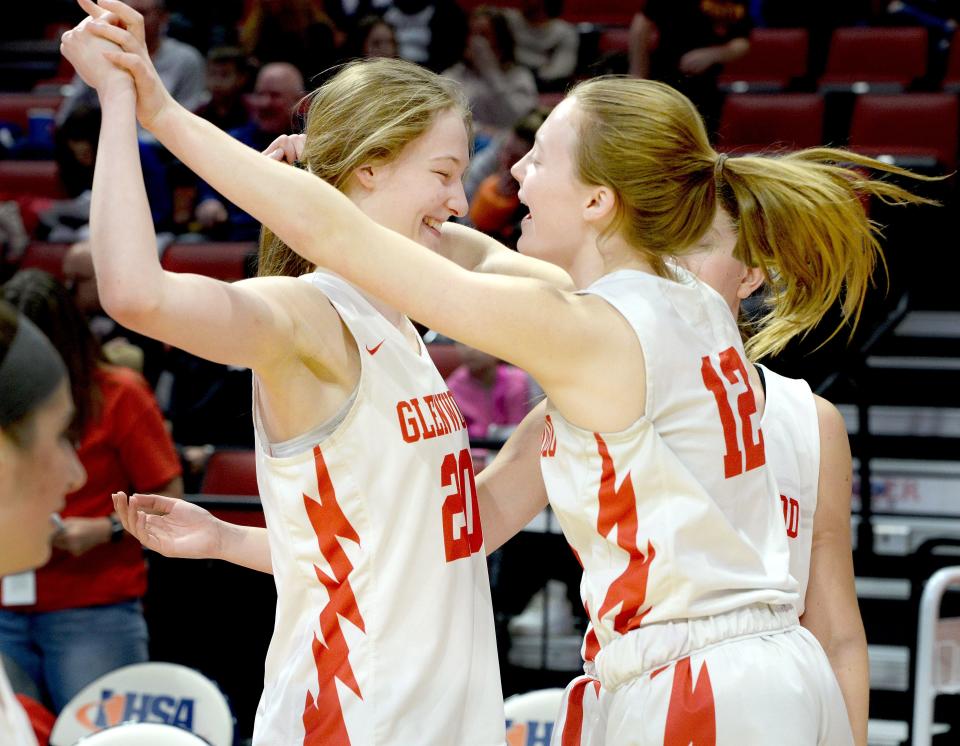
xmin=258 ymin=57 xmax=471 ymax=278
xmin=568 ymin=76 xmax=936 ymax=359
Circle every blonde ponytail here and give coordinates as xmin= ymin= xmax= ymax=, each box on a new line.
xmin=718 ymin=148 xmax=937 ymax=359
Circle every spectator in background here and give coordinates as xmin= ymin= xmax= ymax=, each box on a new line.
xmin=443 ymin=7 xmax=538 ymax=148
xmin=324 ymin=0 xmax=392 ymax=40
xmin=0 ymin=270 xmax=183 ymax=714
xmin=57 ymin=0 xmax=206 ymax=125
xmin=383 ymin=0 xmax=467 ymax=72
xmin=344 ymin=14 xmax=399 ymax=59
xmin=447 ymin=342 xmax=536 ymax=444
xmin=628 ymin=0 xmax=751 ymax=134
xmin=194 ymin=62 xmax=305 ymax=241
xmin=195 ymin=46 xmax=253 ymax=132
xmin=502 ymin=0 xmax=578 ymax=91
xmin=465 ymin=107 xmax=547 ymax=248
xmin=237 ymin=0 xmax=339 ymax=84
xmin=52 ymin=105 xmax=100 ymax=200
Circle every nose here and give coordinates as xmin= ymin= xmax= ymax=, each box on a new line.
xmin=510 ymin=152 xmax=528 ymax=185
xmin=447 ymin=179 xmax=469 ymax=219
xmin=65 ymin=446 xmax=86 ymax=496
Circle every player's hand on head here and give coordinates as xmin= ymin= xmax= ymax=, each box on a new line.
xmin=264 ymin=134 xmax=307 ymax=165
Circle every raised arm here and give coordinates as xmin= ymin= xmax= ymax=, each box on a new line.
xmin=74 ymin=1 xmax=640 ymax=431
xmin=800 ymin=397 xmax=868 ymax=746
xmin=61 ymin=9 xmax=342 ymax=377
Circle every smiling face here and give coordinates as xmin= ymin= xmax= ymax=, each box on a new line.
xmin=355 ymin=108 xmax=470 ymax=250
xmin=510 ymin=97 xmax=596 ymax=269
xmin=0 ymin=381 xmax=85 ymax=575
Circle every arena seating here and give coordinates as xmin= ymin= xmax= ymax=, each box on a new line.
xmin=200 ymin=449 xmax=258 ymax=497
xmin=160 ymin=241 xmax=257 ymax=282
xmin=717 ymin=93 xmax=825 ymax=153
xmin=848 ymin=93 xmax=958 ymax=170
xmin=18 ymin=241 xmax=69 ymax=278
xmin=819 ymin=26 xmax=929 ymax=92
xmin=718 ymin=28 xmax=810 ymax=92
xmin=0 ymin=160 xmax=65 ymax=199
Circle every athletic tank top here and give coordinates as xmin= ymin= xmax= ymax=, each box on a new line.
xmin=0 ymin=665 xmax=37 ymax=746
xmin=252 ymin=271 xmax=503 ymax=746
xmin=757 ymin=364 xmax=819 ymax=615
xmin=539 ymin=268 xmax=798 ymax=662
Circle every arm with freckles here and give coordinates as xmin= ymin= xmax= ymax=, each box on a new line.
xmin=77 ymin=0 xmax=633 ymax=427
xmin=476 ymin=401 xmax=550 ymax=553
xmin=799 ymin=396 xmax=868 ymax=746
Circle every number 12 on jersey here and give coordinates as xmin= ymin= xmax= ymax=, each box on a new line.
xmin=441 ymin=448 xmax=483 ymax=562
xmin=701 ymin=347 xmax=765 ymax=479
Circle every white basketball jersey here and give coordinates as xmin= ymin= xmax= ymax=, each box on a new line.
xmin=252 ymin=272 xmax=503 ymax=746
xmin=0 ymin=665 xmax=37 ymax=746
xmin=539 ymin=269 xmax=797 ymax=662
xmin=757 ymin=364 xmax=819 ymax=615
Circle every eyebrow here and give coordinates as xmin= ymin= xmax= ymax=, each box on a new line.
xmin=429 ymin=155 xmax=465 ymax=167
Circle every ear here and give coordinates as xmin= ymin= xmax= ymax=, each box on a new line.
xmin=352 ymin=163 xmax=379 ymax=191
xmin=737 ymin=265 xmax=765 ymax=300
xmin=582 ymin=185 xmax=617 ymax=225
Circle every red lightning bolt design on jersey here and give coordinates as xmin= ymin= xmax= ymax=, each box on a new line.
xmin=594 ymin=434 xmax=656 ymax=634
xmin=301 ymin=445 xmax=365 ymax=745
xmin=664 ymin=657 xmax=716 ymax=746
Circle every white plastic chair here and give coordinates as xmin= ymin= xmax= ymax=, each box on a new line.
xmin=75 ymin=722 xmax=210 ymax=745
xmin=912 ymin=566 xmax=960 ymax=745
xmin=50 ymin=662 xmax=233 ymax=746
xmin=504 ymin=688 xmax=564 ymax=746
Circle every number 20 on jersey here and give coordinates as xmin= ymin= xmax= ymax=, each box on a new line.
xmin=441 ymin=448 xmax=483 ymax=562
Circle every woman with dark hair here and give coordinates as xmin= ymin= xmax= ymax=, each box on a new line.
xmin=443 ymin=7 xmax=538 ymax=143
xmin=344 ymin=14 xmax=398 ymax=59
xmin=0 ymin=300 xmax=84 ymax=743
xmin=0 ymin=270 xmax=182 ymax=713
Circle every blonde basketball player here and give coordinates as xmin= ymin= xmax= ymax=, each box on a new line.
xmin=71 ymin=1 xmax=933 ymax=742
xmin=549 ymin=208 xmax=870 ymax=746
xmin=60 ymin=17 xmax=575 ymax=744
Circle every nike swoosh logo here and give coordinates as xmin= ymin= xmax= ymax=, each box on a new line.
xmin=366 ymin=340 xmax=384 ymax=355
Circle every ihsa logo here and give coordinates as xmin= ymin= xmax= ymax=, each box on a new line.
xmin=74 ymin=689 xmax=195 ymax=732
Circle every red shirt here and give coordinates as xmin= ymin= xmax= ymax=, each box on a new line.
xmin=3 ymin=366 xmax=181 ymax=613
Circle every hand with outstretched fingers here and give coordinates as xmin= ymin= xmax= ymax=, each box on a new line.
xmin=112 ymin=491 xmax=223 ymax=560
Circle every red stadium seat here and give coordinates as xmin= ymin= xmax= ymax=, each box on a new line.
xmin=562 ymin=0 xmax=635 ymax=26
xmin=718 ymin=28 xmax=809 ymax=92
xmin=943 ymin=32 xmax=960 ymax=92
xmin=160 ymin=242 xmax=257 ymax=282
xmin=819 ymin=27 xmax=928 ymax=92
xmin=717 ymin=94 xmax=825 ymax=154
xmin=848 ymin=93 xmax=958 ymax=170
xmin=0 ymin=160 xmax=65 ymax=199
xmin=19 ymin=242 xmax=70 ymax=279
xmin=0 ymin=93 xmax=64 ymax=131
xmin=200 ymin=449 xmax=259 ymax=496
xmin=597 ymin=26 xmax=630 ymax=56
xmin=427 ymin=342 xmax=463 ymax=379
